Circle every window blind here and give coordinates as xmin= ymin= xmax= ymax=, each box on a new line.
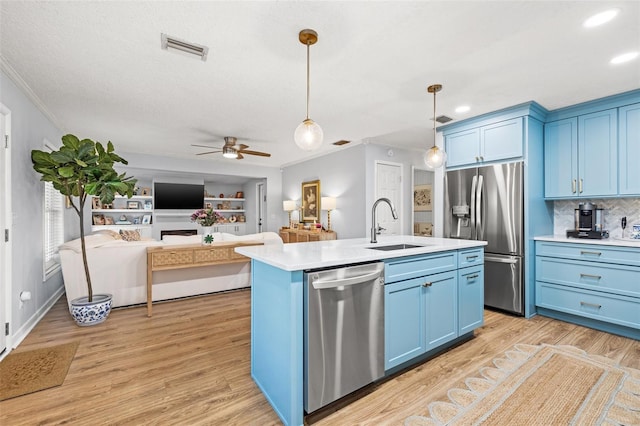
xmin=44 ymin=181 xmax=64 ymax=279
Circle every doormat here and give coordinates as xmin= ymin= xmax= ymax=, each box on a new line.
xmin=0 ymin=341 xmax=79 ymax=401
xmin=405 ymin=344 xmax=640 ymax=425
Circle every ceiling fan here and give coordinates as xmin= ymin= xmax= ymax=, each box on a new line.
xmin=192 ymin=137 xmax=271 ymax=160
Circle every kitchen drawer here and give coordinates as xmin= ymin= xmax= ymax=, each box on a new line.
xmin=385 ymin=251 xmax=457 ymax=283
xmin=458 ymin=248 xmax=484 ymax=268
xmin=194 ymin=247 xmax=231 ymax=263
xmin=535 ymin=241 xmax=640 ymax=267
xmin=536 ymin=281 xmax=640 ymax=330
xmin=536 ymin=257 xmax=640 ymax=298
xmin=152 ymin=250 xmax=194 ymax=267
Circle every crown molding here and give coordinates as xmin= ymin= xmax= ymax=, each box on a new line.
xmin=0 ymin=55 xmax=64 ymax=131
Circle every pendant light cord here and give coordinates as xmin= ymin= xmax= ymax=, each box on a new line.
xmin=306 ymin=41 xmax=310 ymax=120
xmin=433 ymin=88 xmax=437 ymax=148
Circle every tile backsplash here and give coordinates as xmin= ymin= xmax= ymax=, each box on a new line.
xmin=554 ymin=198 xmax=640 ymax=237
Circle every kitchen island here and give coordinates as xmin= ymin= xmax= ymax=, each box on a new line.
xmin=236 ymin=235 xmax=487 ymax=426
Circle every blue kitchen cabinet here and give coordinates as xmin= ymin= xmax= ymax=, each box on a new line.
xmin=578 ymin=109 xmax=617 ymax=197
xmin=445 ymin=117 xmax=523 ymax=168
xmin=424 ymin=270 xmax=458 ymax=351
xmin=619 ymin=103 xmax=640 ymax=196
xmin=384 ymin=277 xmax=426 ymax=370
xmin=458 ymin=265 xmax=484 ymax=335
xmin=544 ymin=109 xmax=617 ymax=198
xmin=544 ymin=118 xmax=578 ymax=198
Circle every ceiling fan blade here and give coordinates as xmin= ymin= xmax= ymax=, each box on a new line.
xmin=191 ymin=144 xmax=221 ymax=149
xmin=236 ymin=153 xmax=244 ymax=160
xmin=238 ymin=149 xmax=271 ymax=157
xmin=238 ymin=143 xmax=249 ymax=150
xmin=196 ymin=150 xmax=222 ymax=156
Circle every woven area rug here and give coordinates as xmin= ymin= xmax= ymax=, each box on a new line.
xmin=0 ymin=341 xmax=79 ymax=401
xmin=405 ymin=344 xmax=640 ymax=425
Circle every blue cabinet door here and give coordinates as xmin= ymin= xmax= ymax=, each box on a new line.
xmin=619 ymin=103 xmax=640 ymax=195
xmin=445 ymin=128 xmax=480 ymax=168
xmin=424 ymin=270 xmax=458 ymax=351
xmin=544 ymin=118 xmax=578 ymax=198
xmin=458 ymin=266 xmax=484 ymax=335
xmin=384 ymin=278 xmax=425 ymax=370
xmin=578 ymin=108 xmax=617 ymax=197
xmin=481 ymin=118 xmax=523 ymax=163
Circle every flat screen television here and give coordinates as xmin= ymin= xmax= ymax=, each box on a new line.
xmin=154 ymin=183 xmax=204 ymax=210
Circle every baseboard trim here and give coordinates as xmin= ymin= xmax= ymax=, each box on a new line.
xmin=10 ymin=287 xmax=65 ymax=351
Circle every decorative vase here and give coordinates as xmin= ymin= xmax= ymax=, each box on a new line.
xmin=69 ymin=294 xmax=113 ymax=326
xmin=202 ymin=226 xmax=214 ymax=244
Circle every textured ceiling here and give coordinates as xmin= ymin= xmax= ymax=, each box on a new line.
xmin=1 ymin=1 xmax=639 ymax=169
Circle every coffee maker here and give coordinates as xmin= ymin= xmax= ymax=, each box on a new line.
xmin=566 ymin=202 xmax=609 ymax=239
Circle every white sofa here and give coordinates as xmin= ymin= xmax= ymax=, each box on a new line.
xmin=59 ymin=231 xmax=282 ymax=309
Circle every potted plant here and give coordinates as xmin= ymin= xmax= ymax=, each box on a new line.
xmin=31 ymin=134 xmax=137 ymax=326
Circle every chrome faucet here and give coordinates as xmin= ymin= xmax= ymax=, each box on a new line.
xmin=371 ymin=197 xmax=398 ymax=243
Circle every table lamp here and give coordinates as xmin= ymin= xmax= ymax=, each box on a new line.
xmin=321 ymin=197 xmax=336 ymax=230
xmin=283 ymin=200 xmax=297 ymax=228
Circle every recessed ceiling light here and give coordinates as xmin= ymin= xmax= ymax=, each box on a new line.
xmin=455 ymin=105 xmax=471 ymax=114
xmin=610 ymin=51 xmax=639 ymax=65
xmin=583 ymin=9 xmax=619 ymax=28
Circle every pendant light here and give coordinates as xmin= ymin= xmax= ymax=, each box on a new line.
xmin=424 ymin=84 xmax=447 ymax=168
xmin=294 ymin=29 xmax=323 ymax=151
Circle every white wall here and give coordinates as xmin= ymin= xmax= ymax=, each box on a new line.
xmin=1 ymin=70 xmax=71 ymax=344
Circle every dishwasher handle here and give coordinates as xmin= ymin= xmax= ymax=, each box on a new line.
xmin=311 ymin=265 xmax=384 ymax=290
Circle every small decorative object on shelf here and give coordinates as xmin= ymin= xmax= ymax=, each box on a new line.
xmin=141 ymin=187 xmax=151 ymax=196
xmin=190 ymin=208 xmax=223 ymax=245
xmin=235 ymin=191 xmax=244 ymax=198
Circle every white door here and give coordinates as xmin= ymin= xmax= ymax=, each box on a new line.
xmin=375 ymin=161 xmax=402 ymax=235
xmin=256 ymin=181 xmax=266 ymax=233
xmin=0 ymin=104 xmax=10 ymax=355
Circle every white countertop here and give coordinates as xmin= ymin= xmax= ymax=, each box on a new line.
xmin=535 ymin=235 xmax=640 ymax=248
xmin=235 ymin=235 xmax=487 ymax=271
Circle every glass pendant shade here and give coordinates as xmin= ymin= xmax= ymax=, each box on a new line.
xmin=424 ymin=146 xmax=447 ymax=169
xmin=294 ymin=118 xmax=323 ymax=151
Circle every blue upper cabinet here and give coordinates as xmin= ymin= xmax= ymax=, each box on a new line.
xmin=544 ymin=118 xmax=578 ymax=198
xmin=445 ymin=117 xmax=523 ymax=168
xmin=544 ymin=89 xmax=640 ymax=199
xmin=578 ymin=109 xmax=617 ymax=197
xmin=619 ymin=103 xmax=640 ymax=195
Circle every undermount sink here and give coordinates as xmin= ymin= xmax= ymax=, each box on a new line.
xmin=367 ymin=243 xmax=427 ymax=251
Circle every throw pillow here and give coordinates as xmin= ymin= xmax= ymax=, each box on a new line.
xmin=119 ymin=229 xmax=141 ymax=241
xmin=93 ymin=229 xmax=122 ymax=240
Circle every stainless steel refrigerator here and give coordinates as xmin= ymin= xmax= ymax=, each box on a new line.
xmin=444 ymin=161 xmax=524 ymax=315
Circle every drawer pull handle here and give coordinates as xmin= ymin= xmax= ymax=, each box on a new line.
xmin=422 ymin=282 xmax=432 ymax=287
xmin=579 ymin=178 xmax=583 ymax=194
xmin=580 ymin=250 xmax=601 ymax=256
xmin=580 ymin=273 xmax=601 ymax=280
xmin=580 ymin=301 xmax=601 ymax=309
xmin=466 ymin=274 xmax=479 ymax=280
xmin=170 ymin=251 xmax=177 ymax=255
xmin=466 ymin=255 xmax=478 ymax=260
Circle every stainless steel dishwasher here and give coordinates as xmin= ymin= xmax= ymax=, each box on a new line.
xmin=304 ymin=262 xmax=385 ymax=413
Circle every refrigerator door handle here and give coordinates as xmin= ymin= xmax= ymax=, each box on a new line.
xmin=485 ymin=254 xmax=519 ymax=264
xmin=476 ymin=174 xmax=484 ymax=241
xmin=470 ymin=175 xmax=477 ymax=239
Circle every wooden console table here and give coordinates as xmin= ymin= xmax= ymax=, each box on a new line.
xmin=146 ymin=241 xmax=262 ymax=317
xmin=279 ymin=228 xmax=337 ymax=243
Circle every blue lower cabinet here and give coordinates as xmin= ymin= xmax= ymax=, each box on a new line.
xmin=458 ymin=266 xmax=484 ymax=334
xmin=384 ymin=278 xmax=426 ymax=370
xmin=384 ymin=270 xmax=459 ymax=369
xmin=424 ymin=270 xmax=458 ymax=351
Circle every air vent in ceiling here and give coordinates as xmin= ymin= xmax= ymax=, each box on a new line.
xmin=161 ymin=33 xmax=209 ymax=61
xmin=435 ymin=115 xmax=453 ymax=124
xmin=333 ymin=140 xmax=351 ymax=146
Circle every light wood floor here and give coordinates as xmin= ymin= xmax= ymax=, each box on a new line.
xmin=2 ymin=290 xmax=638 ymax=425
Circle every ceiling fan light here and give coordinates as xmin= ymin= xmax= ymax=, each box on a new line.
xmin=424 ymin=146 xmax=447 ymax=169
xmin=294 ymin=118 xmax=323 ymax=151
xmin=222 ymin=146 xmax=238 ymax=159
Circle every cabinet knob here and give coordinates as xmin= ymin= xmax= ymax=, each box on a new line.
xmin=422 ymin=282 xmax=432 ymax=287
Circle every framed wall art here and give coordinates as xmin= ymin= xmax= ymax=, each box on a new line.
xmin=301 ymin=179 xmax=321 ymax=223
xmin=413 ymin=184 xmax=433 ymax=212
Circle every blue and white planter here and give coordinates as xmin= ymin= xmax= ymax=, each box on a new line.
xmin=69 ymin=294 xmax=113 ymax=326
